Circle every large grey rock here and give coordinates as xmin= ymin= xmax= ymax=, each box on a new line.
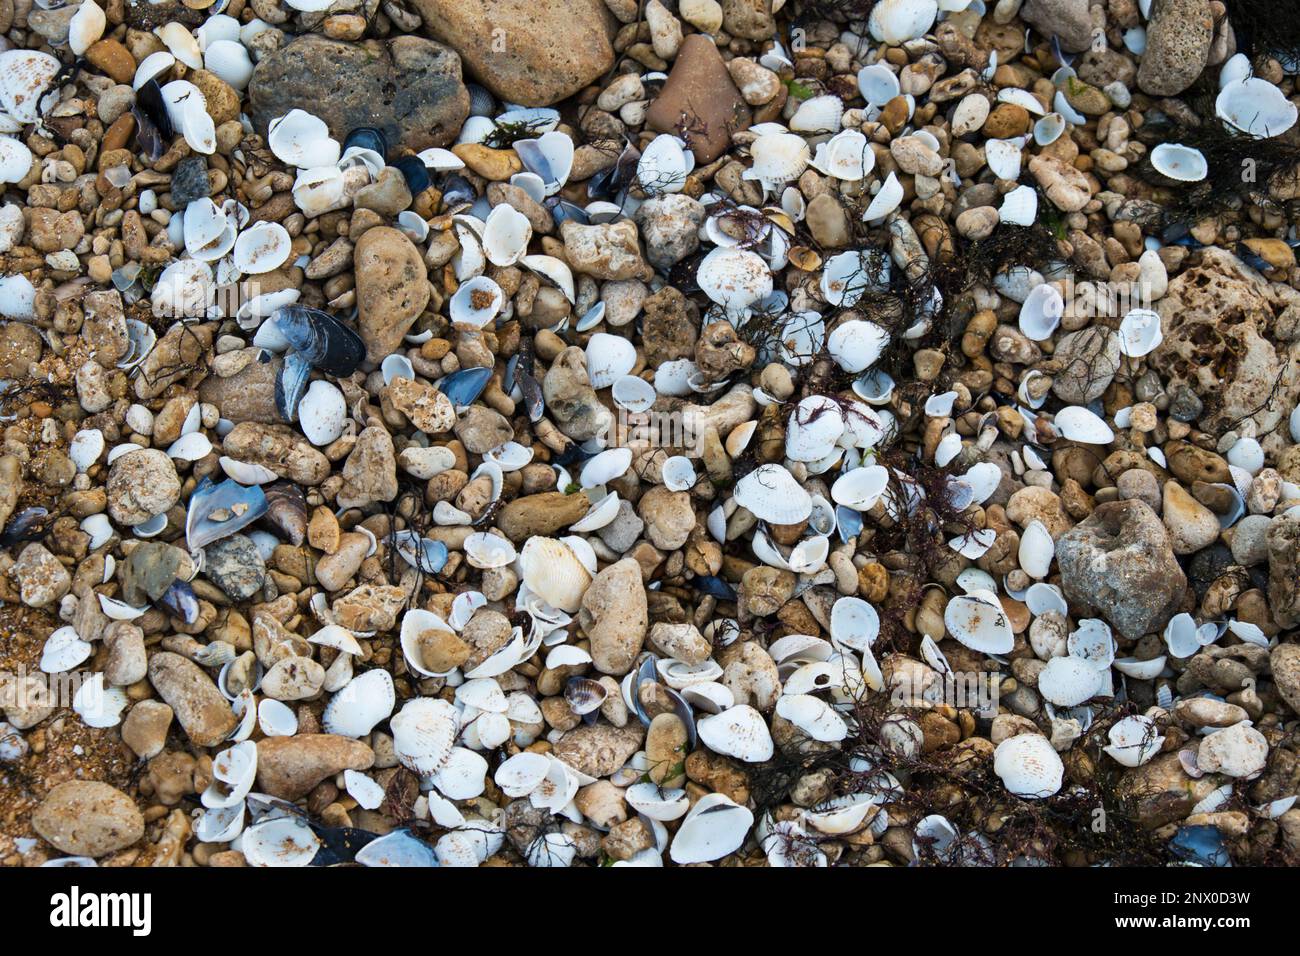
xmin=249 ymin=35 xmax=469 ymax=152
xmin=1055 ymin=500 xmax=1187 ymax=639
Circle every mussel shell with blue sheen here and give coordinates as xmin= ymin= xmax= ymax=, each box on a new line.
xmin=439 ymin=174 xmax=476 ymax=208
xmin=276 ymin=350 xmax=312 ymax=422
xmin=437 ymin=366 xmax=493 ymax=407
xmin=273 ymin=305 xmax=366 ymax=377
xmin=393 ymin=155 xmax=431 ymax=195
xmin=158 ymin=579 xmax=200 ymax=624
xmin=185 ymin=477 xmax=269 ymax=551
xmin=344 ymin=126 xmax=388 ymax=160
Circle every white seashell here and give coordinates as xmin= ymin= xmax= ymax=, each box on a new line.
xmin=1227 ymin=437 xmax=1264 ymax=476
xmin=810 ymin=129 xmax=874 ymax=181
xmin=98 ymin=593 xmax=147 ymax=620
xmin=449 ymin=274 xmax=503 ymax=328
xmin=232 ymin=221 xmax=291 ymax=274
xmin=292 ymin=165 xmax=345 ymax=218
xmin=950 ymin=527 xmax=996 ymax=559
xmin=786 ymin=395 xmax=844 ymax=461
xmin=1219 ymin=52 xmax=1250 ymax=89
xmin=240 ymin=816 xmax=320 ymax=867
xmin=204 ymin=40 xmax=254 ymax=90
xmin=985 ymin=138 xmax=1022 ymax=180
xmin=258 ymin=698 xmax=297 ymax=737
xmin=820 ymin=250 xmax=888 ymax=307
xmin=155 ymin=22 xmax=202 ymax=69
xmin=1216 ymin=77 xmax=1298 ymax=138
xmin=515 ymin=130 xmax=573 ymax=196
xmin=133 ymin=512 xmax=168 ymax=539
xmin=391 ymin=697 xmax=459 ymax=775
xmin=482 ymin=203 xmax=532 ymax=266
xmin=862 ymin=171 xmax=904 ymax=222
xmin=998 ymin=185 xmax=1037 ymax=226
xmin=696 ymin=247 xmax=773 ymax=314
xmin=1163 ymin=612 xmax=1201 ymax=658
xmin=734 ymin=464 xmax=813 ymax=524
xmin=380 ymin=353 xmax=413 ymax=386
xmin=464 ymin=531 xmax=517 ymax=569
xmin=1018 ymin=519 xmax=1054 ymax=578
xmin=219 ymin=456 xmax=277 ymax=485
xmin=993 ymin=733 xmax=1063 ymax=798
xmin=0 ymin=272 xmax=36 ymax=317
xmin=744 ymin=132 xmax=811 ymax=190
xmin=626 ymin=782 xmax=690 ymax=821
xmin=520 ymin=254 xmax=576 ymax=303
xmin=194 ymin=803 xmax=244 ymax=844
xmin=1150 ymin=142 xmax=1207 ymax=182
xmin=831 ymin=464 xmax=889 ymax=512
xmin=518 ymin=537 xmax=592 ymax=613
xmin=0 ymin=50 xmax=60 ymax=124
xmin=680 ymin=681 xmax=734 ymax=714
xmin=827 ymin=319 xmax=889 ymax=372
xmin=486 ymin=441 xmax=533 ymax=472
xmin=399 ymin=608 xmax=456 ymax=677
xmin=1033 ymin=112 xmax=1066 ymax=146
xmin=81 ymin=513 xmax=113 ymax=551
xmin=133 ymin=51 xmax=176 ymax=90
xmin=69 ymin=429 xmax=105 ymax=473
xmin=952 ymin=93 xmax=991 ymax=137
xmin=637 ymin=133 xmax=691 ymax=194
xmin=41 ymin=626 xmax=92 ymax=674
xmin=612 ymin=375 xmax=656 ymax=413
xmin=1038 ymin=655 xmax=1101 ymax=706
xmin=167 ymin=431 xmax=212 ymax=461
xmin=202 ymin=741 xmax=257 ymax=809
xmin=944 ymin=590 xmax=1014 ymax=654
xmin=1103 ymin=715 xmax=1163 ymax=768
xmin=658 ymin=658 xmax=724 ymax=690
xmin=297 ymin=380 xmax=346 ymax=446
xmin=776 ymin=694 xmax=848 ymax=742
xmin=868 ymin=0 xmax=938 ymax=43
xmin=1112 ymin=655 xmax=1166 ymax=680
xmin=495 ymin=751 xmax=550 ymax=798
xmin=1054 ymin=405 xmax=1113 ymax=444
xmin=1019 ymin=282 xmax=1060 ymax=343
xmin=661 ymin=455 xmax=696 ymax=492
xmin=790 ymin=94 xmax=844 ymax=134
xmin=268 ymin=110 xmax=340 ymax=169
xmin=997 ymin=87 xmax=1046 ymax=116
xmin=858 ymin=63 xmax=900 ymax=106
xmin=697 ymin=705 xmax=774 ymax=762
xmin=433 ymin=747 xmax=488 ymax=800
xmin=160 ymin=80 xmax=215 ymax=155
xmin=585 ymin=332 xmax=637 ymax=389
xmin=69 ymin=1 xmax=107 ymax=57
xmin=184 ymin=198 xmax=235 ymax=261
xmin=669 ymin=792 xmax=754 ymax=863
xmin=323 ymin=669 xmax=395 ymax=738
xmin=1117 ymin=308 xmax=1162 ymax=357
xmin=580 ymin=447 xmax=632 ymax=487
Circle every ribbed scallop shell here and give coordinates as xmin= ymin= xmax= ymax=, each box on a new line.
xmin=518 ymin=537 xmax=592 ymax=613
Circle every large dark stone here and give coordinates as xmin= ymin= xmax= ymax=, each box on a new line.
xmin=248 ymin=35 xmax=469 ymax=153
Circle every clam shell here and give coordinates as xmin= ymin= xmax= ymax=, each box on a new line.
xmin=661 ymin=455 xmax=696 ymax=492
xmin=580 ymin=447 xmax=633 ymax=487
xmin=464 ymin=531 xmax=517 ymax=569
xmin=697 ymin=705 xmax=774 ymax=762
xmin=585 ymin=332 xmax=637 ymax=389
xmin=993 ymin=733 xmax=1063 ymax=799
xmin=1216 ymin=77 xmax=1298 ymax=138
xmin=830 ymin=464 xmax=889 ymax=512
xmin=637 ymin=133 xmax=690 ymax=195
xmin=268 ymin=109 xmax=340 ymax=168
xmin=1053 ymin=405 xmax=1113 ymax=444
xmin=985 ymin=138 xmax=1022 ymax=180
xmin=827 ymin=319 xmax=889 ymax=372
xmin=155 ymin=22 xmax=203 ymax=69
xmin=1037 ymin=655 xmax=1101 ymax=706
xmin=943 ymin=591 xmax=1014 ymax=654
xmin=626 ymin=782 xmax=690 ymax=821
xmin=69 ymin=0 xmax=107 ymax=57
xmin=1033 ymin=112 xmax=1066 ymax=146
xmin=862 ymin=171 xmax=904 ymax=222
xmin=743 ymin=132 xmax=810 ymax=189
xmin=449 ymin=274 xmax=504 ymax=328
xmin=998 ymin=185 xmax=1037 ymax=226
xmin=240 ymin=816 xmax=320 ymax=867
xmin=868 ymin=0 xmax=938 ymax=43
xmin=203 ymin=39 xmax=253 ymax=90
xmin=391 ymin=697 xmax=459 ymax=775
xmin=520 ymin=254 xmax=576 ymax=303
xmin=669 ymin=792 xmax=754 ymax=864
xmin=696 ymin=248 xmax=773 ymax=314
xmin=820 ymin=250 xmax=889 ymax=307
xmin=495 ymin=751 xmax=550 ymax=798
xmin=857 ymin=63 xmax=900 ymax=106
xmin=790 ymin=94 xmax=844 ymax=134
xmin=1017 ymin=519 xmax=1054 ymax=578
xmin=1104 ymin=715 xmax=1163 ymax=768
xmin=612 ymin=375 xmax=655 ymax=413
xmin=1117 ymin=307 xmax=1162 ymax=357
xmin=232 ymin=221 xmax=291 ymax=274
xmin=482 ymin=203 xmax=532 ymax=266
xmin=512 ymin=131 xmax=573 ymax=196
xmin=776 ymin=694 xmax=848 ymax=742
xmin=830 ymin=596 xmax=880 ymax=652
xmin=1150 ymin=142 xmax=1207 ymax=182
xmin=323 ymin=668 xmax=395 ymax=738
xmin=133 ymin=51 xmax=175 ymax=91
xmin=40 ymin=626 xmax=92 ymax=674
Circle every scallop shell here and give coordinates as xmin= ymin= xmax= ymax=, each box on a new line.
xmin=993 ymin=733 xmax=1063 ymax=799
xmin=734 ymin=464 xmax=813 ymax=524
xmin=1150 ymin=142 xmax=1207 ymax=182
xmin=944 ymin=591 xmax=1014 ymax=654
xmin=323 ymin=668 xmax=395 ymax=738
xmin=203 ymin=39 xmax=253 ymax=90
xmin=743 ymin=132 xmax=811 ymax=190
xmin=391 ymin=697 xmax=459 ymax=775
xmin=1216 ymin=77 xmax=1298 ymax=138
xmin=790 ymin=94 xmax=844 ymax=134
xmin=268 ymin=109 xmax=341 ymax=168
xmin=518 ymin=537 xmax=592 ymax=613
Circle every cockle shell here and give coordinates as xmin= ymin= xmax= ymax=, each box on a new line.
xmin=585 ymin=332 xmax=637 ymax=389
xmin=518 ymin=537 xmax=592 ymax=613
xmin=734 ymin=464 xmax=812 ymax=524
xmin=993 ymin=733 xmax=1063 ymax=799
xmin=1037 ymin=655 xmax=1102 ymax=706
xmin=0 ymin=50 xmax=59 ymax=124
xmin=790 ymin=94 xmax=844 ymax=134
xmin=322 ymin=668 xmax=395 ymax=738
xmin=391 ymin=697 xmax=458 ymax=775
xmin=696 ymin=247 xmax=773 ymax=314
xmin=743 ymin=132 xmax=811 ymax=190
